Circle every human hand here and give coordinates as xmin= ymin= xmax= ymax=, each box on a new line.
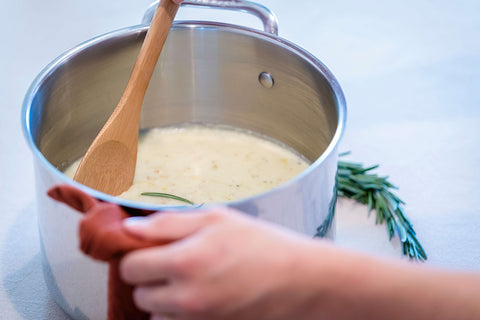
xmin=119 ymin=208 xmax=335 ymax=320
xmin=120 ymin=206 xmax=480 ymax=320
xmin=171 ymin=0 xmax=184 ymax=3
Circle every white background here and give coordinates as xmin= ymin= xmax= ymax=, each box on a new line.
xmin=1 ymin=0 xmax=479 ymax=318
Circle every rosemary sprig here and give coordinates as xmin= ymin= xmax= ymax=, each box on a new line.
xmin=141 ymin=192 xmax=195 ymax=205
xmin=337 ymin=153 xmax=427 ymax=261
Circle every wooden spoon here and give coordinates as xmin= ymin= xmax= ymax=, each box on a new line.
xmin=74 ymin=0 xmax=179 ymax=195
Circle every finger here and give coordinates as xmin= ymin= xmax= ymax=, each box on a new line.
xmin=123 ymin=208 xmax=228 ymax=241
xmin=120 ymin=245 xmax=181 ymax=284
xmin=151 ymin=314 xmax=177 ymax=320
xmin=150 ymin=314 xmax=171 ymax=320
xmin=133 ymin=284 xmax=181 ymax=315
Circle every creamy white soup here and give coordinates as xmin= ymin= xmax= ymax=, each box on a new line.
xmin=65 ymin=125 xmax=310 ymax=205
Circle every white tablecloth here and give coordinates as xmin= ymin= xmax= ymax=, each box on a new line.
xmin=1 ymin=0 xmax=479 ymax=318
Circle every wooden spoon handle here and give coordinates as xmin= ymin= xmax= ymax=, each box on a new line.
xmin=121 ymin=0 xmax=179 ymax=104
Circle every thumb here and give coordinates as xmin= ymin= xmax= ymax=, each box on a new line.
xmin=123 ymin=209 xmax=226 ymax=241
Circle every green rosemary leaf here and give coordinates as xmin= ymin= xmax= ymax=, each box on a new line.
xmin=141 ymin=192 xmax=195 ymax=205
xmin=392 ymin=214 xmax=407 ymax=242
xmin=338 ymin=161 xmax=363 ymax=171
xmin=360 ymin=183 xmax=385 ymax=190
xmin=352 ymin=193 xmax=367 ymax=201
xmin=386 ymin=216 xmax=395 ymax=239
xmin=413 ymin=236 xmax=428 ymax=261
xmin=339 ymin=151 xmax=352 ymax=157
xmin=388 ymin=192 xmax=405 ymax=205
xmin=382 ymin=191 xmax=400 ymax=211
xmin=394 ymin=207 xmax=414 ymax=231
xmin=357 ymin=164 xmax=380 ymax=174
xmin=337 ymin=168 xmax=353 ymax=176
xmin=408 ymin=242 xmax=415 ymax=257
xmin=351 ymin=174 xmax=377 ymax=183
xmin=375 ymin=195 xmax=385 ymax=224
xmin=337 ymin=155 xmax=427 ymax=261
xmin=367 ymin=191 xmax=374 ymax=214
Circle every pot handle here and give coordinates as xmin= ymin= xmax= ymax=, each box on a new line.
xmin=142 ymin=0 xmax=279 ymax=35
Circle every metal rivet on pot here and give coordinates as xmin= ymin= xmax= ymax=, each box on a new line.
xmin=259 ymin=72 xmax=274 ymax=88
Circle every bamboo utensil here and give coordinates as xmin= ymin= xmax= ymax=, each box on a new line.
xmin=74 ymin=0 xmax=179 ymax=195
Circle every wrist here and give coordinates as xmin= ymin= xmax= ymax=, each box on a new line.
xmin=290 ymin=240 xmax=386 ymax=320
xmin=282 ymin=239 xmax=480 ymax=320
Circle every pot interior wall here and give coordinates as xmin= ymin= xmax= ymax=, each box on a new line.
xmin=30 ymin=25 xmax=339 ymax=170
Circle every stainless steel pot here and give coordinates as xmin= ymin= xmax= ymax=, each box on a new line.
xmin=22 ymin=1 xmax=346 ymax=319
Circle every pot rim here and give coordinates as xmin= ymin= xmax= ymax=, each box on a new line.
xmin=22 ymin=21 xmax=347 ymax=211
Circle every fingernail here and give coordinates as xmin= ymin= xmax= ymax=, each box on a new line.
xmin=124 ymin=216 xmax=148 ymax=227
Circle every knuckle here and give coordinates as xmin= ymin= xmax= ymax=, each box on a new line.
xmin=169 ymin=251 xmax=199 ymax=275
xmin=133 ymin=286 xmax=173 ymax=313
xmin=178 ymin=289 xmax=210 ymax=316
xmin=132 ymin=287 xmax=155 ymax=312
xmin=119 ymin=255 xmax=137 ymax=283
xmin=203 ymin=209 xmax=227 ymax=223
xmin=150 ymin=212 xmax=173 ymax=227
